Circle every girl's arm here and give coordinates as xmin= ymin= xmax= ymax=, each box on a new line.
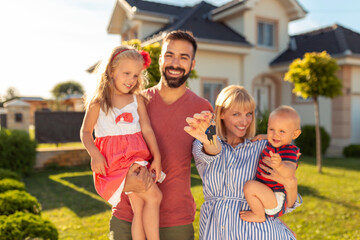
xmin=80 ymin=101 xmax=108 ymax=176
xmin=137 ymin=95 xmax=161 ymax=182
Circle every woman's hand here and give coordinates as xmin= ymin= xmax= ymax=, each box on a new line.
xmin=184 ymin=111 xmax=221 ymax=155
xmin=184 ymin=111 xmax=213 ymax=144
xmin=91 ymin=152 xmax=109 ymax=176
xmin=251 ymin=134 xmax=267 ymax=142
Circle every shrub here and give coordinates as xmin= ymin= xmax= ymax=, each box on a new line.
xmin=0 ymin=179 xmax=25 ymax=193
xmin=0 ymin=168 xmax=21 ymax=181
xmin=295 ymin=125 xmax=330 ymax=156
xmin=256 ymin=110 xmax=270 ymax=135
xmin=0 ymin=129 xmax=37 ymax=176
xmin=0 ymin=190 xmax=41 ymax=216
xmin=343 ymin=144 xmax=360 ymax=158
xmin=0 ymin=212 xmax=58 ymax=240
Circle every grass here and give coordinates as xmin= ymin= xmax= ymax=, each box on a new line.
xmin=23 ymin=157 xmax=360 ymax=240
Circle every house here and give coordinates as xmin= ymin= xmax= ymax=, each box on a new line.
xmin=19 ymin=97 xmax=49 ymax=125
xmin=61 ymin=94 xmax=85 ymax=112
xmin=106 ymin=0 xmax=360 ymax=156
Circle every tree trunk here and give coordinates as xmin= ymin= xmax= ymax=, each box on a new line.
xmin=314 ymin=96 xmax=322 ymax=173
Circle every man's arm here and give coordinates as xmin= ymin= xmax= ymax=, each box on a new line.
xmin=123 ymin=164 xmax=153 ymax=193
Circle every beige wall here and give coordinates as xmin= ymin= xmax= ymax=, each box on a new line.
xmin=188 ymin=50 xmax=244 ymax=95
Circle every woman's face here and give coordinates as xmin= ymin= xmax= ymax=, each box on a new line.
xmin=220 ymin=106 xmax=253 ymax=141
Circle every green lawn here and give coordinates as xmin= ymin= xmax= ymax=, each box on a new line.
xmin=24 ymin=157 xmax=360 ymax=240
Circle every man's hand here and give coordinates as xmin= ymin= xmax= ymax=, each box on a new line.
xmin=123 ymin=164 xmax=152 ymax=193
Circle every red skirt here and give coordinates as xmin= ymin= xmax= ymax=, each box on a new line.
xmin=93 ymin=132 xmax=151 ymax=206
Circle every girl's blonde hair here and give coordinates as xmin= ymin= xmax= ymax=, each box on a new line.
xmin=214 ymin=85 xmax=257 ymax=140
xmin=86 ymin=45 xmax=148 ymax=114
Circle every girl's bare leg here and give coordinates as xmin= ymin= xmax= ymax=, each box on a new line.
xmin=136 ymin=182 xmax=162 ymax=240
xmin=240 ymin=180 xmax=278 ymax=222
xmin=128 ymin=193 xmax=145 ymax=240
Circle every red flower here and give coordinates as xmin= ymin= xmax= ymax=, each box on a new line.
xmin=139 ymin=50 xmax=151 ymax=69
xmin=115 ymin=112 xmax=133 ymax=124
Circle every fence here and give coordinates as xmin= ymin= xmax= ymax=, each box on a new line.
xmin=35 ymin=111 xmax=85 ymax=143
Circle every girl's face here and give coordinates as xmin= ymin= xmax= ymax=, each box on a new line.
xmin=221 ymin=106 xmax=253 ymax=142
xmin=112 ymin=58 xmax=143 ymax=95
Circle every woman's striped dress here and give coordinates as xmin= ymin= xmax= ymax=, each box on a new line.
xmin=193 ymin=139 xmax=301 ymax=240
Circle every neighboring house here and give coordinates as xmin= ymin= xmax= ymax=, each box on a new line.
xmin=61 ymin=94 xmax=85 ymax=112
xmin=107 ymin=0 xmax=360 ymax=156
xmin=19 ymin=97 xmax=49 ymax=125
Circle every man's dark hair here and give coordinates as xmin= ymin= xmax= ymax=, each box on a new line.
xmin=162 ymin=30 xmax=197 ymax=58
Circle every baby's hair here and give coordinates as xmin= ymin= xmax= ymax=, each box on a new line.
xmin=87 ymin=45 xmax=148 ymax=114
xmin=215 ymin=85 xmax=257 ymax=140
xmin=270 ymin=105 xmax=301 ymax=129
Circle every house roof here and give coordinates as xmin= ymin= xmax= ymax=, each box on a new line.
xmin=19 ymin=97 xmax=45 ymax=102
xmin=125 ymin=0 xmax=251 ymax=46
xmin=4 ymin=99 xmax=30 ymax=107
xmin=271 ymin=24 xmax=360 ymax=66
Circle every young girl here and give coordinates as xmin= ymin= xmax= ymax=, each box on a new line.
xmin=80 ymin=46 xmax=165 ymax=240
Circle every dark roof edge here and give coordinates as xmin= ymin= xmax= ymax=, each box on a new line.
xmin=270 ymin=52 xmax=360 ymax=67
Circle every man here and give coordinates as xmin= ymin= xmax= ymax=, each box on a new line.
xmin=109 ymin=30 xmax=213 ymax=240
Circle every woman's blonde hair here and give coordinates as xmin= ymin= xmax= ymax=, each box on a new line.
xmin=214 ymin=85 xmax=257 ymax=140
xmin=85 ymin=45 xmax=148 ymax=114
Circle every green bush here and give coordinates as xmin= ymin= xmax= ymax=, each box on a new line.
xmin=343 ymin=144 xmax=360 ymax=158
xmin=0 ymin=168 xmax=21 ymax=181
xmin=0 ymin=129 xmax=37 ymax=176
xmin=0 ymin=190 xmax=41 ymax=215
xmin=256 ymin=110 xmax=270 ymax=135
xmin=0 ymin=212 xmax=58 ymax=240
xmin=0 ymin=179 xmax=25 ymax=193
xmin=295 ymin=125 xmax=330 ymax=156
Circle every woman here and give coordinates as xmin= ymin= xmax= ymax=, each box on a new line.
xmin=184 ymin=85 xmax=301 ymax=239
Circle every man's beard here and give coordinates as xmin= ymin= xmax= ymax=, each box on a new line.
xmin=162 ymin=66 xmax=191 ymax=88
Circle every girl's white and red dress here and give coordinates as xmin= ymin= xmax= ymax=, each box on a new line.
xmin=93 ymin=95 xmax=152 ymax=206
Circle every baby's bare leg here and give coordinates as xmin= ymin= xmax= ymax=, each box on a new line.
xmin=132 ymin=182 xmax=162 ymax=240
xmin=240 ymin=180 xmax=277 ymax=222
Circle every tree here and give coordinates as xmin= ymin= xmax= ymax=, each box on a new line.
xmin=5 ymin=87 xmax=20 ymax=101
xmin=122 ymin=39 xmax=198 ymax=88
xmin=284 ymin=51 xmax=343 ymax=173
xmin=51 ymin=80 xmax=84 ymax=99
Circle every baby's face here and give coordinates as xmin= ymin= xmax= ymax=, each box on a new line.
xmin=267 ymin=114 xmax=300 ymax=148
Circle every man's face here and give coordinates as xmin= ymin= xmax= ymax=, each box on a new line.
xmin=159 ymin=39 xmax=196 ymax=88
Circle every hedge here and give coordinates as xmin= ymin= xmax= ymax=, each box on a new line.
xmin=0 ymin=129 xmax=37 ymax=176
xmin=295 ymin=125 xmax=330 ymax=156
xmin=0 ymin=190 xmax=41 ymax=216
xmin=343 ymin=144 xmax=360 ymax=158
xmin=0 ymin=168 xmax=21 ymax=181
xmin=0 ymin=212 xmax=58 ymax=240
xmin=0 ymin=179 xmax=25 ymax=193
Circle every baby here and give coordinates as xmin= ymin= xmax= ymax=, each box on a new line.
xmin=240 ymin=105 xmax=301 ymax=222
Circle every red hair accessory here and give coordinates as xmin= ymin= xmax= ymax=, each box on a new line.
xmin=110 ymin=49 xmax=151 ymax=69
xmin=139 ymin=50 xmax=151 ymax=69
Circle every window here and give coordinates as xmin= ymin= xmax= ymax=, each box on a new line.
xmin=15 ymin=113 xmax=23 ymax=122
xmin=203 ymin=82 xmax=225 ymax=108
xmin=257 ymin=20 xmax=276 ymax=48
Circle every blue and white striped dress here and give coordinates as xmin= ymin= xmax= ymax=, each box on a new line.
xmin=193 ymin=139 xmax=302 ymax=240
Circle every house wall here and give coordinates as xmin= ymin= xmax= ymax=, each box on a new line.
xmin=189 ymin=50 xmax=244 ymax=95
xmin=139 ymin=21 xmax=166 ymax=39
xmin=351 ymin=66 xmax=360 ymax=143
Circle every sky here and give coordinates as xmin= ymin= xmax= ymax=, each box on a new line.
xmin=1 ymin=0 xmax=359 ymax=99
